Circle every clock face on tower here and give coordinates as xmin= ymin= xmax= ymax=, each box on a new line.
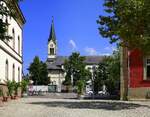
xmin=50 ymin=44 xmax=53 ymax=48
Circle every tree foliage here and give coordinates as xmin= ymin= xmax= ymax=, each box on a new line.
xmin=104 ymin=49 xmax=120 ymax=94
xmin=97 ymin=0 xmax=150 ymax=52
xmin=0 ymin=0 xmax=11 ymax=41
xmin=28 ymin=56 xmax=49 ymax=85
xmin=64 ymin=52 xmax=90 ymax=86
xmin=93 ymin=63 xmax=108 ymax=94
xmin=0 ymin=0 xmax=23 ymax=41
xmin=93 ymin=49 xmax=120 ymax=95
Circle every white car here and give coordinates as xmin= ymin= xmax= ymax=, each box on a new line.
xmin=87 ymin=90 xmax=93 ymax=95
xmin=98 ymin=91 xmax=110 ymax=96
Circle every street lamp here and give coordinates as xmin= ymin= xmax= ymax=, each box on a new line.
xmin=92 ymin=66 xmax=96 ymax=99
xmin=71 ymin=69 xmax=80 ymax=92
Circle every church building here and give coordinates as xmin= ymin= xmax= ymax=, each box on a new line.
xmin=46 ymin=19 xmax=103 ymax=92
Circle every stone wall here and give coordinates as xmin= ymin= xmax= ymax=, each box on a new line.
xmin=128 ymin=87 xmax=150 ymax=100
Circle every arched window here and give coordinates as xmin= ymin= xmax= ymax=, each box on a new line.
xmin=5 ymin=18 xmax=9 ymax=43
xmin=5 ymin=60 xmax=9 ymax=80
xmin=18 ymin=36 xmax=20 ymax=54
xmin=50 ymin=48 xmax=54 ymax=55
xmin=18 ymin=67 xmax=20 ymax=82
xmin=12 ymin=28 xmax=15 ymax=49
xmin=12 ymin=64 xmax=15 ymax=81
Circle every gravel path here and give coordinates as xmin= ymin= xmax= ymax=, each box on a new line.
xmin=0 ymin=97 xmax=150 ymax=117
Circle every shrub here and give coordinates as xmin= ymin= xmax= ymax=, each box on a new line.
xmin=14 ymin=82 xmax=21 ymax=95
xmin=6 ymin=80 xmax=15 ymax=96
xmin=21 ymin=79 xmax=29 ymax=94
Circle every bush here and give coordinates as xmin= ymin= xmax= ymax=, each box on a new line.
xmin=14 ymin=82 xmax=21 ymax=95
xmin=21 ymin=79 xmax=29 ymax=94
xmin=6 ymin=80 xmax=15 ymax=96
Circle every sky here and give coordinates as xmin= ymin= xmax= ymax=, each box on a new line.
xmin=19 ymin=0 xmax=116 ymax=74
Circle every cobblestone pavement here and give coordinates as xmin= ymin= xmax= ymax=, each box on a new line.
xmin=0 ymin=96 xmax=150 ymax=117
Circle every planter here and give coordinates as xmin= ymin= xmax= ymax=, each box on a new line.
xmin=14 ymin=95 xmax=19 ymax=99
xmin=0 ymin=97 xmax=3 ymax=106
xmin=3 ymin=96 xmax=9 ymax=102
xmin=11 ymin=95 xmax=15 ymax=100
xmin=22 ymin=93 xmax=28 ymax=97
xmin=7 ymin=96 xmax=11 ymax=101
xmin=77 ymin=94 xmax=84 ymax=99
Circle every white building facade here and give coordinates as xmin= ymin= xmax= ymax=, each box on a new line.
xmin=0 ymin=0 xmax=25 ymax=86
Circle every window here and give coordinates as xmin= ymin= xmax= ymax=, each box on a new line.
xmin=5 ymin=18 xmax=9 ymax=43
xmin=12 ymin=28 xmax=15 ymax=49
xmin=18 ymin=67 xmax=20 ymax=82
xmin=12 ymin=64 xmax=15 ymax=81
xmin=18 ymin=36 xmax=20 ymax=54
xmin=144 ymin=58 xmax=150 ymax=80
xmin=5 ymin=60 xmax=9 ymax=80
xmin=50 ymin=48 xmax=54 ymax=55
xmin=146 ymin=59 xmax=150 ymax=79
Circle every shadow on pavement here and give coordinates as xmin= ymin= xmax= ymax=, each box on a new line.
xmin=28 ymin=101 xmax=150 ymax=110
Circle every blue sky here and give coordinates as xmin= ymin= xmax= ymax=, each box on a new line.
xmin=20 ymin=0 xmax=116 ymax=74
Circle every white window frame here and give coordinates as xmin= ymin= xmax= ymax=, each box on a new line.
xmin=18 ymin=36 xmax=20 ymax=55
xmin=12 ymin=64 xmax=15 ymax=81
xmin=18 ymin=67 xmax=20 ymax=82
xmin=5 ymin=60 xmax=9 ymax=80
xmin=143 ymin=57 xmax=150 ymax=80
xmin=12 ymin=28 xmax=15 ymax=49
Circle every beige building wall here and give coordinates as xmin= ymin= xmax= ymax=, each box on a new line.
xmin=48 ymin=71 xmax=65 ymax=92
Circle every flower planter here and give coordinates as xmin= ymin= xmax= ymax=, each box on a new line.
xmin=7 ymin=96 xmax=11 ymax=101
xmin=11 ymin=95 xmax=15 ymax=100
xmin=3 ymin=96 xmax=9 ymax=102
xmin=0 ymin=97 xmax=3 ymax=106
xmin=14 ymin=95 xmax=19 ymax=100
xmin=22 ymin=93 xmax=28 ymax=97
xmin=77 ymin=94 xmax=84 ymax=99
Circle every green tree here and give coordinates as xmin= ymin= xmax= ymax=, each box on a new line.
xmin=0 ymin=0 xmax=23 ymax=41
xmin=93 ymin=49 xmax=120 ymax=95
xmin=28 ymin=56 xmax=49 ymax=85
xmin=40 ymin=62 xmax=49 ymax=85
xmin=64 ymin=52 xmax=90 ymax=86
xmin=93 ymin=63 xmax=108 ymax=94
xmin=104 ymin=49 xmax=120 ymax=95
xmin=97 ymin=0 xmax=150 ymax=100
xmin=0 ymin=0 xmax=11 ymax=41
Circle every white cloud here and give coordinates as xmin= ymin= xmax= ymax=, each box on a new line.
xmin=85 ymin=47 xmax=97 ymax=55
xmin=104 ymin=46 xmax=117 ymax=51
xmin=99 ymin=53 xmax=111 ymax=56
xmin=69 ymin=39 xmax=77 ymax=50
xmin=104 ymin=47 xmax=111 ymax=50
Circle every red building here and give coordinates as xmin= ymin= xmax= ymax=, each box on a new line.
xmin=128 ymin=49 xmax=150 ymax=99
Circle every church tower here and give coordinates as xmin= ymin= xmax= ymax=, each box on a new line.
xmin=48 ymin=17 xmax=57 ymax=59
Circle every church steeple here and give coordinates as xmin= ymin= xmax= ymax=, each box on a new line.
xmin=48 ymin=17 xmax=57 ymax=59
xmin=48 ymin=17 xmax=56 ymax=44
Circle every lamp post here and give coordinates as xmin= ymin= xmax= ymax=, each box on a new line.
xmin=71 ymin=69 xmax=80 ymax=92
xmin=92 ymin=66 xmax=96 ymax=99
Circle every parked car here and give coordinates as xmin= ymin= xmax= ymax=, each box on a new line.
xmin=98 ymin=91 xmax=110 ymax=96
xmin=87 ymin=90 xmax=93 ymax=95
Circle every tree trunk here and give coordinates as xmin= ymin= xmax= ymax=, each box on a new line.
xmin=120 ymin=46 xmax=128 ymax=100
